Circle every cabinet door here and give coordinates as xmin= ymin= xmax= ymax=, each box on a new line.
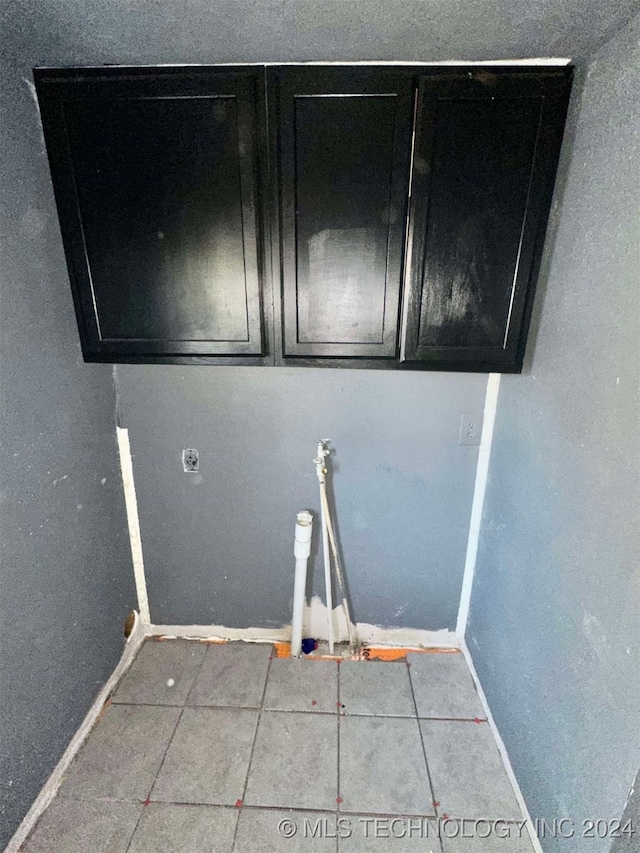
xmin=270 ymin=68 xmax=414 ymax=360
xmin=401 ymin=68 xmax=572 ymax=371
xmin=35 ymin=67 xmax=269 ymax=362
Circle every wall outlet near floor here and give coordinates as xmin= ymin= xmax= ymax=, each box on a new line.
xmin=182 ymin=448 xmax=199 ymax=472
xmin=459 ymin=413 xmax=483 ymax=446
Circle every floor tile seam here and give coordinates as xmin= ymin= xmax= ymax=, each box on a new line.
xmin=110 ymin=701 xmax=487 ymax=723
xmin=145 ymin=707 xmax=185 ymax=804
xmin=337 ymin=660 xmax=342 ymax=822
xmin=42 ymin=794 xmax=528 ymax=824
xmin=406 ymin=658 xmax=442 ymax=852
xmin=182 ymin=640 xmax=212 ymax=706
xmin=122 ymin=798 xmax=146 ymax=853
xmin=120 ymin=701 xmax=186 ymax=853
xmin=231 ymin=645 xmax=275 ymax=850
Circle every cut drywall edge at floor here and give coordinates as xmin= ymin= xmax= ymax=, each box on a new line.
xmin=4 ymin=614 xmax=148 ymax=853
xmin=152 ymin=595 xmax=459 ymax=650
xmin=300 ymin=593 xmax=459 ymax=648
xmin=460 ymin=638 xmax=543 ymax=853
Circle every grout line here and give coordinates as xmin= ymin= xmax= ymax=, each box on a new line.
xmin=335 ymin=664 xmax=339 ymax=853
xmin=110 ymin=699 xmax=486 ymax=722
xmin=406 ymin=660 xmax=443 ymax=852
xmin=336 ymin=660 xmax=341 ymax=823
xmin=116 ymin=426 xmax=151 ymax=626
xmin=38 ymin=793 xmax=533 ymax=823
xmin=456 ymin=373 xmax=501 ymax=637
xmin=141 ymin=706 xmax=185 ymax=801
xmin=122 ymin=799 xmax=147 ymax=853
xmin=183 ymin=642 xmax=212 ymax=707
xmin=230 ymin=646 xmax=275 ymax=850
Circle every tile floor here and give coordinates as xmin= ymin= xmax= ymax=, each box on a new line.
xmin=21 ymin=640 xmax=535 ymax=852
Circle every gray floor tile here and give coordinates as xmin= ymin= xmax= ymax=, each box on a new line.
xmin=244 ymin=711 xmax=338 ymax=810
xmin=152 ymin=707 xmax=258 ymax=805
xmin=339 ymin=661 xmax=415 ymax=717
xmin=234 ymin=808 xmax=338 ymax=852
xmin=58 ymin=704 xmax=181 ymax=800
xmin=112 ymin=639 xmax=206 ymax=705
xmin=22 ymin=798 xmax=142 ymax=853
xmin=339 ymin=716 xmax=435 ymax=816
xmin=408 ymin=653 xmax=485 ymax=720
xmin=420 ymin=720 xmax=522 ymax=820
xmin=440 ymin=827 xmax=534 ymax=852
xmin=264 ymin=658 xmax=338 ymax=713
xmin=339 ymin=815 xmax=442 ymax=852
xmin=188 ymin=642 xmax=272 ymax=708
xmin=127 ymin=803 xmax=237 ymax=853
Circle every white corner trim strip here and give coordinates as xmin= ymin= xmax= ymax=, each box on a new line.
xmin=5 ymin=616 xmax=148 ymax=853
xmin=116 ymin=426 xmax=151 ymax=626
xmin=460 ymin=639 xmax=543 ymax=853
xmin=456 ymin=372 xmax=501 ymax=637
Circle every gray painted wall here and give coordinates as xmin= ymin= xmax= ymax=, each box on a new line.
xmin=23 ymin=0 xmax=631 ymax=635
xmin=116 ymin=366 xmax=484 ymax=629
xmin=467 ymin=14 xmax=640 ymax=852
xmin=3 ymin=0 xmax=639 ymax=845
xmin=0 ymin=13 xmax=138 ymax=848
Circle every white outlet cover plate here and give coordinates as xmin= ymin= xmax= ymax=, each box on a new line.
xmin=459 ymin=413 xmax=483 ymax=446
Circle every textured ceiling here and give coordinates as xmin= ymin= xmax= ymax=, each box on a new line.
xmin=3 ymin=0 xmax=639 ymax=67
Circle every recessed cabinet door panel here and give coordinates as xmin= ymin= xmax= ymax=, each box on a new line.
xmin=402 ymin=70 xmax=572 ymax=371
xmin=272 ymin=69 xmax=414 ymax=359
xmin=35 ymin=68 xmax=267 ymax=361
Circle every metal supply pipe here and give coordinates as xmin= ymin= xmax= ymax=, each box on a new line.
xmin=314 ymin=441 xmax=335 ymax=654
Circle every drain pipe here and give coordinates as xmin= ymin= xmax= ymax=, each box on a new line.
xmin=315 ymin=440 xmax=335 ymax=654
xmin=291 ymin=510 xmax=313 ymax=658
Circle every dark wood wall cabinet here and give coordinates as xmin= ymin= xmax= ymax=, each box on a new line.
xmin=35 ymin=64 xmax=572 ymax=372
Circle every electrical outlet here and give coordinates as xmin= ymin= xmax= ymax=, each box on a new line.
xmin=182 ymin=448 xmax=199 ymax=472
xmin=459 ymin=413 xmax=482 ymax=446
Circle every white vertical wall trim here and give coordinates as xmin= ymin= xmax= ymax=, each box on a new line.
xmin=116 ymin=426 xmax=151 ymax=625
xmin=456 ymin=372 xmax=501 ymax=637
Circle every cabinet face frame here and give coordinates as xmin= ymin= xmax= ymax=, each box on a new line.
xmin=34 ymin=65 xmax=274 ymax=365
xmin=268 ymin=66 xmax=416 ymax=363
xmin=400 ymin=66 xmax=573 ymax=372
xmin=35 ymin=63 xmax=572 ymax=372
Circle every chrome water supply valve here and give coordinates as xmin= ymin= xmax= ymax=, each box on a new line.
xmin=314 ymin=439 xmax=331 ymax=484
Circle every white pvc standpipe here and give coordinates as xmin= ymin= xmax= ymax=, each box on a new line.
xmin=291 ymin=510 xmax=313 ymax=658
